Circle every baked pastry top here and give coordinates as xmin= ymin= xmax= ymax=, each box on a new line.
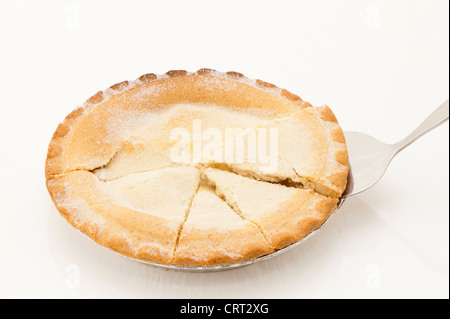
xmin=46 ymin=69 xmax=349 ymax=267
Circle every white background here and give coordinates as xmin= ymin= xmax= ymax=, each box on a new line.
xmin=0 ymin=0 xmax=448 ymax=299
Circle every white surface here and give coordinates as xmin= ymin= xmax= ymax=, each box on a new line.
xmin=0 ymin=0 xmax=448 ymax=299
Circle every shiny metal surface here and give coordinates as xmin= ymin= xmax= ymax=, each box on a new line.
xmin=343 ymin=100 xmax=449 ymax=197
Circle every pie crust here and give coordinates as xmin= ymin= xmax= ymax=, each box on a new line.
xmin=45 ymin=69 xmax=349 ymax=267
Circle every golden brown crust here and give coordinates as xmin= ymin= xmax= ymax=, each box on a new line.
xmin=138 ymin=73 xmax=157 ymax=83
xmin=45 ymin=69 xmax=349 ymax=267
xmin=172 ymin=186 xmax=273 ymax=266
xmin=202 ymin=168 xmax=339 ymax=252
xmin=173 ymin=225 xmax=273 ymax=266
xmin=211 ymin=105 xmax=349 ymax=198
xmin=46 ymin=170 xmax=187 ymax=264
xmin=314 ymin=105 xmax=350 ymax=197
xmin=259 ymin=191 xmax=338 ymax=249
xmin=45 ymin=69 xmax=309 ymax=180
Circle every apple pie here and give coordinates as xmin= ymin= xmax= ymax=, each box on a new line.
xmin=45 ymin=69 xmax=349 ymax=267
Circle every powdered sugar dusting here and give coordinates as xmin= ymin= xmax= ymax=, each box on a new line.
xmin=53 ymin=181 xmax=106 ymax=231
xmin=119 ymin=232 xmax=173 ymax=257
xmin=70 ymin=68 xmax=301 ymax=124
xmin=208 ymin=69 xmax=284 ymax=97
xmin=176 ymin=247 xmax=243 ymax=263
xmin=47 ymin=69 xmax=346 ymax=267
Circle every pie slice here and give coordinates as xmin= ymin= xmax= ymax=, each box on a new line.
xmin=46 ymin=167 xmax=200 ymax=264
xmin=173 ymin=186 xmax=272 ymax=266
xmin=203 ymin=106 xmax=348 ymax=198
xmin=203 ymin=168 xmax=338 ymax=249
